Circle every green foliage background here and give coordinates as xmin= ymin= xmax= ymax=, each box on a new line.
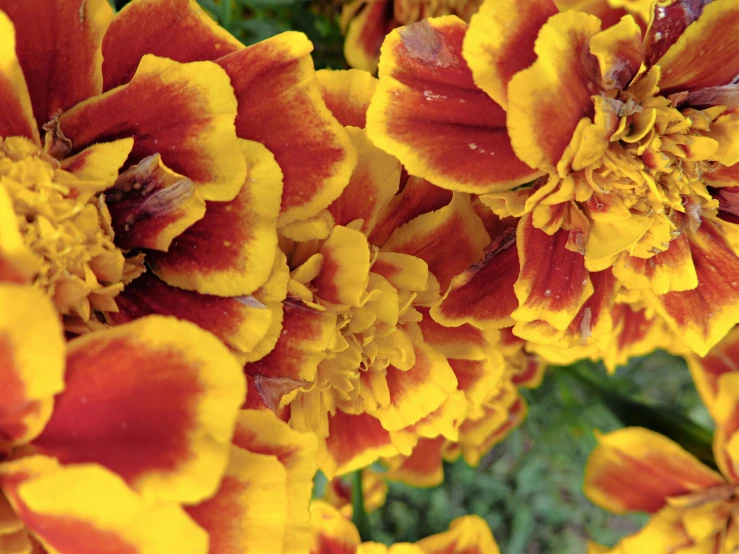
xmin=108 ymin=1 xmax=712 ymax=551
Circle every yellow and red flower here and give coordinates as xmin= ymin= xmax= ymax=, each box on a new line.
xmin=582 ymin=328 xmax=739 ymax=552
xmin=584 ymin=328 xmax=739 ymax=552
xmin=367 ymin=0 xmax=739 ymax=359
xmin=309 ymin=500 xmax=500 ymax=554
xmin=243 ymin=68 xmax=535 ymax=481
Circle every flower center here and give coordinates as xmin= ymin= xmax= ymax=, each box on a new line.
xmin=576 ymin=67 xmax=726 ymax=258
xmin=0 ymin=136 xmax=131 ymax=323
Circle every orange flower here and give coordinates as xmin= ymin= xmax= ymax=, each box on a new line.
xmin=367 ymin=0 xmax=739 ymax=358
xmin=585 ymin=329 xmax=739 ymax=552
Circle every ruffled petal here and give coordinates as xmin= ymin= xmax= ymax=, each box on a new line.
xmin=148 ymin=140 xmax=282 ymax=297
xmin=314 ymin=225 xmax=372 ymax=306
xmin=217 ymin=32 xmax=357 ymax=226
xmin=430 ymin=231 xmax=519 ymax=329
xmin=0 ymin=285 xmax=64 ymax=448
xmin=0 ymin=0 xmax=113 ymax=129
xmin=0 ymin=12 xmax=38 ymax=143
xmin=60 ymin=138 xmax=134 ymax=185
xmin=32 ymin=316 xmax=246 ymax=505
xmin=589 ymin=14 xmax=642 ymax=90
xmin=368 ymin=175 xmax=452 ymax=247
xmin=374 ymin=337 xmax=458 ymax=431
xmin=644 ymin=220 xmax=739 ymax=356
xmin=0 ymin=457 xmax=207 ymax=554
xmin=707 ymin=372 xmax=739 ymax=480
xmin=612 ymin=232 xmax=697 ymax=294
xmin=185 ymin=446 xmax=288 ymax=554
xmin=319 ymin=412 xmax=402 ymax=477
xmin=655 ymin=0 xmax=739 ymax=95
xmin=513 ymin=215 xmax=594 ymax=330
xmin=309 ymin=501 xmax=361 ymax=554
xmin=245 ymin=300 xmax=336 ymax=387
xmin=687 ymin=327 xmax=739 ymax=421
xmin=58 ymin=54 xmax=246 ymax=202
xmin=462 ymin=0 xmax=558 ymax=108
xmin=105 ymin=154 xmax=206 ymax=252
xmin=327 ymin=127 xmax=400 ymax=234
xmin=366 ymin=16 xmax=540 ymax=193
xmin=415 ymin=515 xmax=500 ymax=554
xmin=507 ymin=11 xmax=602 ymax=171
xmin=381 ymin=193 xmax=489 ymax=289
xmin=231 ymin=410 xmax=318 ymax=554
xmin=584 ymin=427 xmax=724 ymax=515
xmin=418 ymin=308 xmax=490 ymax=361
xmin=316 ymin=69 xmax=378 ymax=128
xmin=384 ymin=436 xmax=445 ymax=487
xmin=101 ymin=0 xmax=243 ymax=90
xmin=109 ymin=272 xmax=273 ymax=357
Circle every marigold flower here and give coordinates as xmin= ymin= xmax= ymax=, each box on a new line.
xmin=584 ymin=328 xmax=739 ymax=552
xmin=366 ymin=0 xmax=739 ymax=358
xmin=243 ymin=68 xmax=534 ymax=480
xmin=309 ymin=500 xmax=500 ymax=554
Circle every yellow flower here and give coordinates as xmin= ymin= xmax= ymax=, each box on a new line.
xmin=366 ymin=0 xmax=739 ymax=357
xmin=584 ymin=329 xmax=739 ymax=552
xmin=309 ymin=500 xmax=500 ymax=554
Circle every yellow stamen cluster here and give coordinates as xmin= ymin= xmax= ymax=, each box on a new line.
xmin=571 ymin=67 xmax=728 ymax=258
xmin=283 ymin=224 xmax=438 ymax=437
xmin=0 ymin=136 xmax=133 ymax=322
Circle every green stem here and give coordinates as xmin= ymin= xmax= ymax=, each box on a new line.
xmin=562 ymin=362 xmax=717 ymax=470
xmin=351 ymin=470 xmax=371 ymax=542
xmin=220 ymin=0 xmax=233 ymax=30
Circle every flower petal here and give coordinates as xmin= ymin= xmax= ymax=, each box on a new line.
xmin=314 ymin=225 xmax=372 ymax=306
xmin=148 ymin=140 xmax=282 ymax=297
xmin=366 ymin=16 xmax=540 ymax=193
xmin=231 ymin=410 xmax=318 ymax=554
xmin=342 ymin=0 xmax=393 ymax=73
xmin=101 ymin=0 xmax=243 ymax=91
xmin=430 ymin=231 xmax=519 ymax=329
xmin=507 ymin=11 xmax=602 ymax=171
xmin=245 ymin=300 xmax=337 ymax=385
xmin=327 ymin=127 xmax=400 ymax=234
xmin=0 ymin=457 xmax=207 ymax=554
xmin=105 ymin=154 xmax=206 ymax=252
xmin=589 ymin=14 xmax=642 ymax=90
xmin=185 ymin=446 xmax=288 ymax=554
xmin=584 ymin=427 xmax=724 ymax=515
xmin=0 ymin=285 xmax=64 ymax=448
xmin=0 ymin=12 xmax=38 ymax=144
xmin=384 ymin=436 xmax=445 ymax=487
xmin=374 ymin=337 xmax=458 ymax=431
xmin=462 ymin=0 xmax=558 ymax=108
xmin=109 ymin=272 xmax=273 ymax=357
xmin=60 ymin=138 xmax=134 ymax=186
xmin=368 ymin=175 xmax=452 ymax=247
xmin=381 ymin=193 xmax=489 ymax=289
xmin=217 ymin=32 xmax=357 ymax=226
xmin=0 ymin=0 xmax=113 ymax=129
xmin=58 ymin=54 xmax=246 ymax=202
xmin=319 ymin=412 xmax=403 ymax=478
xmin=654 ymin=0 xmax=739 ymax=95
xmin=644 ymin=220 xmax=739 ymax=356
xmin=416 ymin=515 xmax=500 ymax=554
xmin=32 ymin=316 xmax=246 ymax=505
xmin=710 ymin=372 xmax=739 ymax=481
xmin=687 ymin=327 xmax=739 ymax=423
xmin=316 ymin=69 xmax=378 ymax=128
xmin=417 ymin=308 xmax=489 ymax=361
xmin=309 ymin=501 xmax=361 ymax=554
xmin=612 ymin=232 xmax=697 ymax=294
xmin=513 ymin=215 xmax=594 ymax=330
